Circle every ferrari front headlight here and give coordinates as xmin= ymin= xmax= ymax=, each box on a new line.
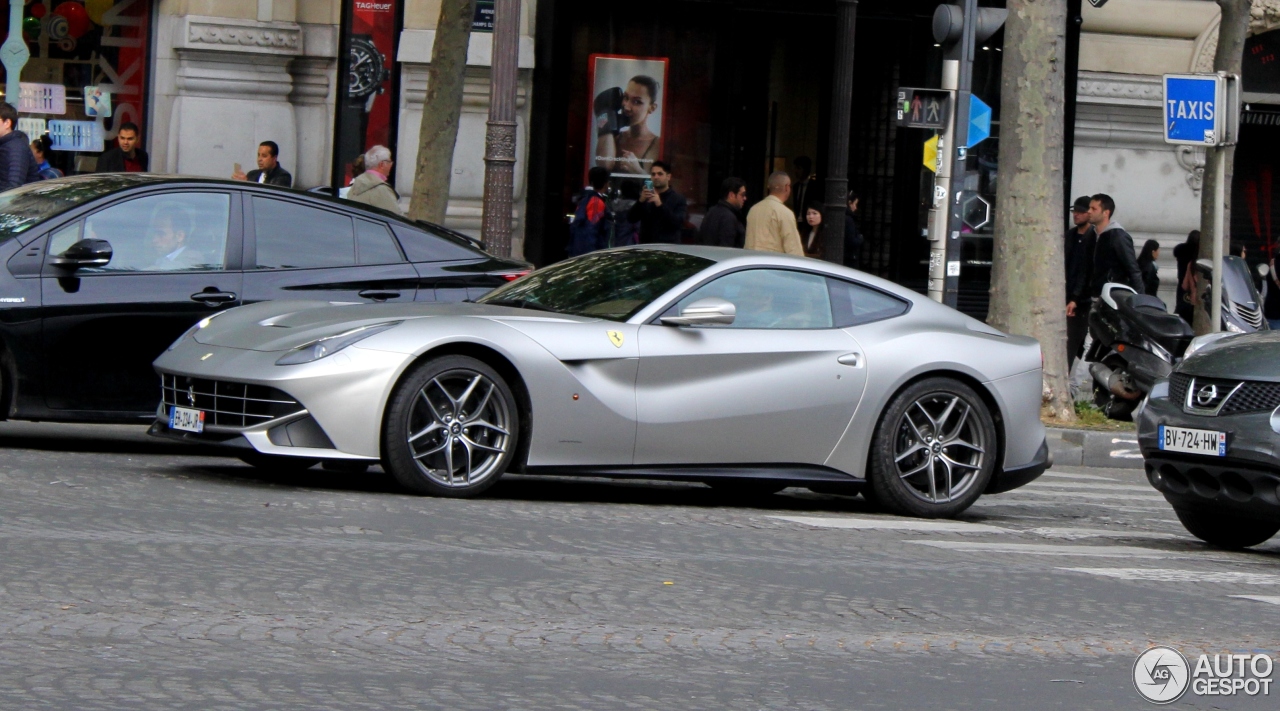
xmin=168 ymin=312 xmax=226 ymax=351
xmin=275 ymin=321 xmax=402 ymax=366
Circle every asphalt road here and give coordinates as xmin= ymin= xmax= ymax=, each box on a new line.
xmin=0 ymin=421 xmax=1277 ymax=710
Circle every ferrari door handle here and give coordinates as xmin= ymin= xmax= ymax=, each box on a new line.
xmin=359 ymin=289 xmax=402 ymax=301
xmin=837 ymin=352 xmax=863 ymax=368
xmin=190 ymin=291 xmax=238 ymax=305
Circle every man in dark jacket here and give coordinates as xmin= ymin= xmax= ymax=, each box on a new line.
xmin=627 ymin=161 xmax=687 ymax=244
xmin=568 ymin=167 xmax=612 ymax=256
xmin=699 ymin=177 xmax=747 ymax=248
xmin=844 ymin=190 xmax=864 ymax=269
xmin=1064 ymin=195 xmax=1096 ymax=365
xmin=1088 ymin=193 xmax=1144 ymax=296
xmin=96 ymin=122 xmax=149 ymax=173
xmin=233 ymin=141 xmax=292 ymax=187
xmin=0 ymin=102 xmax=40 ymax=190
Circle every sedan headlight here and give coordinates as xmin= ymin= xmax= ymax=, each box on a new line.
xmin=1225 ymin=320 xmax=1246 ymax=334
xmin=275 ymin=321 xmax=402 ymax=366
xmin=168 ymin=312 xmax=226 ymax=351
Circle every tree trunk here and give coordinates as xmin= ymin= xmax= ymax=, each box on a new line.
xmin=1193 ymin=0 xmax=1251 ymax=335
xmin=988 ymin=0 xmax=1073 ymax=421
xmin=407 ymin=0 xmax=477 ymax=223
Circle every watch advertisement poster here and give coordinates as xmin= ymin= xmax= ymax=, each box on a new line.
xmin=586 ymin=54 xmax=668 ymax=182
xmin=335 ymin=0 xmax=400 ymax=189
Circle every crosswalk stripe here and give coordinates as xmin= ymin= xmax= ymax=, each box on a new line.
xmin=1229 ymin=595 xmax=1280 ymax=605
xmin=768 ymin=515 xmax=1008 ymax=533
xmin=908 ymin=541 xmax=1174 ymax=557
xmin=1022 ymin=527 xmax=1181 ymax=541
xmin=1062 ymin=568 xmax=1280 ymax=584
xmin=1041 ymin=472 xmax=1119 ymax=482
xmin=998 ymin=489 xmax=1165 ymax=502
xmin=1025 ymin=481 xmax=1156 ymax=493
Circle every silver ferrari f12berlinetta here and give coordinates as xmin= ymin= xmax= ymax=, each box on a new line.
xmin=151 ymin=246 xmax=1049 ymax=518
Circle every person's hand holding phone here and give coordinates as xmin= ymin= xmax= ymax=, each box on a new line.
xmin=231 ymin=162 xmax=247 ymax=181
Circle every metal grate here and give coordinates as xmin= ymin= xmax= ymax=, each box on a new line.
xmin=1228 ymin=301 xmax=1266 ymax=330
xmin=1221 ymin=380 xmax=1280 ymax=415
xmin=161 ymin=374 xmax=303 ymax=429
xmin=1169 ymin=372 xmax=1192 ymax=407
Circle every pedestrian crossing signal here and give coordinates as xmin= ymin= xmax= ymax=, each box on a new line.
xmin=896 ymin=88 xmax=952 ymax=130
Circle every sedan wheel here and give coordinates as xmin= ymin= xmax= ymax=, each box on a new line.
xmin=868 ymin=378 xmax=997 ymax=518
xmin=1175 ymin=508 xmax=1280 ymax=549
xmin=383 ymin=355 xmax=518 ymax=497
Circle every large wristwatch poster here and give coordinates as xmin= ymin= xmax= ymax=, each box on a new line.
xmin=334 ymin=0 xmax=400 ymax=190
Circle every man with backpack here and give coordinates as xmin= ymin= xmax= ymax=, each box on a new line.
xmin=569 ymin=167 xmax=613 ymax=256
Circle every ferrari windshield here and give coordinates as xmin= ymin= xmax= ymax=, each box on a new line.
xmin=478 ymin=249 xmax=714 ymax=321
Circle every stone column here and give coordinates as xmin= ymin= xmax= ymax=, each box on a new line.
xmin=822 ymin=0 xmax=858 ymax=266
xmin=289 ymin=24 xmax=339 ymax=189
xmin=482 ymin=0 xmax=522 ymax=258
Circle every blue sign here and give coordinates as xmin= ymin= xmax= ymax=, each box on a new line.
xmin=967 ymin=95 xmax=992 ymax=148
xmin=1164 ymin=75 xmax=1221 ymax=145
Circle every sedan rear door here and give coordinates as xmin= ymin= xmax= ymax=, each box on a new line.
xmin=242 ymin=195 xmax=420 ymax=304
xmin=634 ymin=268 xmax=868 ymax=466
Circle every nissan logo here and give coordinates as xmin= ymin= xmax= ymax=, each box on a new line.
xmin=1195 ymin=384 xmax=1219 ymax=407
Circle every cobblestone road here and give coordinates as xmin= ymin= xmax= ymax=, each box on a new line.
xmin=0 ymin=422 xmax=1276 ymax=709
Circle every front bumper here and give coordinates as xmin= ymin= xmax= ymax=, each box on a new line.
xmin=1137 ymin=395 xmax=1280 ymax=522
xmin=150 ymin=338 xmax=414 ymax=460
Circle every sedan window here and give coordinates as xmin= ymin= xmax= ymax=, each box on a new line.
xmin=74 ymin=192 xmax=230 ymax=272
xmin=356 ymin=219 xmax=405 ymax=265
xmin=674 ymin=269 xmax=834 ymax=329
xmin=254 ymin=198 xmax=356 ymax=269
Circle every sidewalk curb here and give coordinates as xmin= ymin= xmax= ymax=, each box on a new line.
xmin=1046 ymin=427 xmax=1143 ymax=470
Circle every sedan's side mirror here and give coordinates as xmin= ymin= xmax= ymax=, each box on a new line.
xmin=51 ymin=239 xmax=113 ymax=269
xmin=660 ymin=297 xmax=736 ymax=327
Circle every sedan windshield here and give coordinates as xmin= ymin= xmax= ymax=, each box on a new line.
xmin=0 ymin=175 xmax=151 ymax=244
xmin=478 ymin=249 xmax=713 ymax=321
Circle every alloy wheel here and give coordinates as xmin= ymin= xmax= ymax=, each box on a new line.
xmin=406 ymin=369 xmax=512 ymax=488
xmin=892 ymin=392 xmax=987 ymax=504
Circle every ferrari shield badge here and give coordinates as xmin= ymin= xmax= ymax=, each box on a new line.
xmin=607 ymin=330 xmax=625 ymax=348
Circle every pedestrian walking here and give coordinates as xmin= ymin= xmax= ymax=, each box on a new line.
xmin=699 ymin=177 xmax=747 ymax=248
xmin=744 ymin=171 xmax=804 ymax=256
xmin=1088 ymin=193 xmax=1144 ymax=296
xmin=346 ymin=145 xmax=402 ymax=214
xmin=233 ymin=141 xmax=293 ymax=187
xmin=95 ymin=122 xmax=148 ymax=173
xmin=568 ymin=167 xmax=612 ymax=256
xmin=844 ymin=190 xmax=864 ymax=269
xmin=1064 ymin=195 xmax=1096 ymax=366
xmin=0 ymin=103 xmax=40 ymax=190
xmin=338 ymin=154 xmax=365 ymax=199
xmin=30 ymin=135 xmax=63 ymax=179
xmin=1172 ymin=230 xmax=1199 ymax=325
xmin=627 ymin=161 xmax=687 ymax=244
xmin=801 ymin=202 xmax=825 ymax=259
xmin=1138 ymin=239 xmax=1161 ymax=298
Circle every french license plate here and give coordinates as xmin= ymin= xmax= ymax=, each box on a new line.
xmin=1158 ymin=424 xmax=1226 ymax=457
xmin=169 ymin=406 xmax=205 ymax=434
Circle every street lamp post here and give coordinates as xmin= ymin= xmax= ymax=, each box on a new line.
xmin=821 ymin=0 xmax=858 ymax=268
xmin=481 ymin=0 xmax=521 ymax=258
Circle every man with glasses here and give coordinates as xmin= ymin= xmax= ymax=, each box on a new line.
xmin=346 ymin=145 xmax=403 ymax=215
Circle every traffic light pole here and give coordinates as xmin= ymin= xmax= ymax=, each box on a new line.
xmin=941 ymin=0 xmax=979 ymax=310
xmin=926 ymin=60 xmax=958 ymax=303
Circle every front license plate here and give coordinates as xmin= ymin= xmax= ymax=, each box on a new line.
xmin=1159 ymin=424 xmax=1226 ymax=457
xmin=169 ymin=406 xmax=205 ymax=434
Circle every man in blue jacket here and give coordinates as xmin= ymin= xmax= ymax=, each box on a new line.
xmin=0 ymin=103 xmax=40 ymax=191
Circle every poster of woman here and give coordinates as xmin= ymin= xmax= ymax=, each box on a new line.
xmin=587 ymin=54 xmax=668 ymax=181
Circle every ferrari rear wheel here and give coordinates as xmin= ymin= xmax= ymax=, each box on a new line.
xmin=868 ymin=378 xmax=997 ymax=519
xmin=383 ymin=355 xmax=518 ymax=498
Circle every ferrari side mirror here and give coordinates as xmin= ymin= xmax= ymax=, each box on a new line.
xmin=660 ymin=297 xmax=736 ymax=327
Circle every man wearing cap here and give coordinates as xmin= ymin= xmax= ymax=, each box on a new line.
xmin=1064 ymin=195 xmax=1096 ymax=366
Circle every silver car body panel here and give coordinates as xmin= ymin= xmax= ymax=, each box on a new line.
xmin=154 ymin=246 xmax=1046 ymax=480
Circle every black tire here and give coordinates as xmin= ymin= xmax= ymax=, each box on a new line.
xmin=1175 ymin=508 xmax=1280 ymax=549
xmin=237 ymin=452 xmax=319 ymax=472
xmin=867 ymin=377 xmax=998 ymax=518
xmin=382 ymin=355 xmax=519 ymax=498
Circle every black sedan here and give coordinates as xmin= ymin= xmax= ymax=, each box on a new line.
xmin=1137 ymin=330 xmax=1280 ymax=548
xmin=0 ymin=175 xmax=529 ymax=424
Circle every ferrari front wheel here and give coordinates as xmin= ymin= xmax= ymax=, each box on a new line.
xmin=383 ymin=355 xmax=519 ymax=498
xmin=867 ymin=378 xmax=997 ymax=519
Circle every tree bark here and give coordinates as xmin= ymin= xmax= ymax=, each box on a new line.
xmin=408 ymin=0 xmax=477 ymax=223
xmin=988 ymin=0 xmax=1073 ymax=420
xmin=1193 ymin=0 xmax=1251 ymax=335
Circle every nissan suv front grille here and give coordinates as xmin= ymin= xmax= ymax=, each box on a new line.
xmin=161 ymin=374 xmax=303 ymax=428
xmin=1171 ymin=372 xmax=1280 ymax=416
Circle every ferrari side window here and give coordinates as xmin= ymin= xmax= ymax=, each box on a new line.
xmin=827 ymin=277 xmax=910 ymax=327
xmin=679 ymin=269 xmax=834 ymax=329
xmin=254 ymin=197 xmax=356 ymax=269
